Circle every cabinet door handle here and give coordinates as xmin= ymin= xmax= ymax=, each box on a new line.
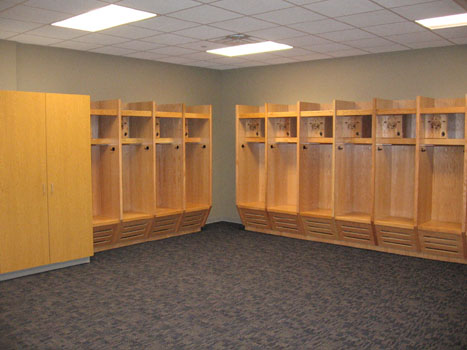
xmin=43 ymin=184 xmax=46 ymax=195
xmin=51 ymin=183 xmax=54 ymax=194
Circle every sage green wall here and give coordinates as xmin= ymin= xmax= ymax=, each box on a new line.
xmin=220 ymin=45 xmax=467 ymax=222
xmin=0 ymin=41 xmax=16 ymax=90
xmin=1 ymin=41 xmax=466 ymax=223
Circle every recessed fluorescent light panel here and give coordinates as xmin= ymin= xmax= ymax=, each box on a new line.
xmin=207 ymin=41 xmax=293 ymax=57
xmin=52 ymin=5 xmax=156 ymax=32
xmin=416 ymin=13 xmax=467 ymax=30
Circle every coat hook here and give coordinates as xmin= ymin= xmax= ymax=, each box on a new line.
xmin=337 ymin=145 xmax=343 ymax=150
xmin=241 ymin=144 xmax=245 ymax=148
xmin=202 ymin=144 xmax=206 ymax=149
xmin=176 ymin=145 xmax=179 ymax=150
xmin=145 ymin=146 xmax=150 ymax=150
xmin=377 ymin=146 xmax=383 ymax=151
xmin=303 ymin=145 xmax=308 ymax=150
xmin=111 ymin=147 xmax=116 ymax=152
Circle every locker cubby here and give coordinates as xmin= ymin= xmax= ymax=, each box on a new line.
xmin=335 ymin=144 xmax=373 ymax=223
xmin=122 ymin=144 xmax=154 ymax=222
xmin=90 ymin=100 xmax=121 ymax=228
xmin=300 ymin=101 xmax=333 ymax=143
xmin=156 ymin=143 xmax=183 ymax=216
xmin=299 ymin=144 xmax=333 ymax=218
xmin=184 ymin=105 xmax=211 ymax=212
xmin=185 ymin=142 xmax=211 ymax=210
xmin=91 ymin=145 xmax=121 ymax=226
xmin=237 ymin=142 xmax=266 ymax=209
xmin=267 ymin=103 xmax=298 ymax=142
xmin=155 ymin=103 xmax=183 ymax=143
xmin=374 ymin=145 xmax=415 ymax=228
xmin=418 ymin=96 xmax=465 ymax=144
xmin=417 ymin=145 xmax=464 ymax=234
xmin=267 ymin=142 xmax=298 ymax=213
xmin=376 ymin=98 xmax=416 ymax=143
xmin=335 ymin=100 xmax=373 ymax=143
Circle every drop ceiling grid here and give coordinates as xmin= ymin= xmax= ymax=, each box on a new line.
xmin=0 ymin=0 xmax=465 ymax=70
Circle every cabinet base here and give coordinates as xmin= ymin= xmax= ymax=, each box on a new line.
xmin=0 ymin=257 xmax=90 ymax=281
xmin=243 ymin=223 xmax=467 ymax=265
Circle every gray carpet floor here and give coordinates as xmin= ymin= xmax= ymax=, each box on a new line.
xmin=0 ymin=222 xmax=466 ymax=350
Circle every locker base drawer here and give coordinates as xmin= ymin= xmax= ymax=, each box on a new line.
xmin=179 ymin=208 xmax=210 ymax=233
xmin=300 ymin=215 xmax=338 ymax=240
xmin=268 ymin=211 xmax=302 ymax=235
xmin=93 ymin=224 xmax=118 ymax=250
xmin=375 ymin=225 xmax=418 ymax=252
xmin=150 ymin=214 xmax=182 ymax=238
xmin=420 ymin=230 xmax=465 ymax=259
xmin=238 ymin=207 xmax=271 ymax=231
xmin=336 ymin=220 xmax=375 ymax=245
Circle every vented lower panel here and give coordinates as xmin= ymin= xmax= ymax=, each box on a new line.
xmin=375 ymin=225 xmax=417 ymax=251
xmin=336 ymin=220 xmax=375 ymax=245
xmin=179 ymin=210 xmax=208 ymax=232
xmin=238 ymin=208 xmax=271 ymax=230
xmin=93 ymin=224 xmax=117 ymax=248
xmin=419 ymin=230 xmax=465 ymax=258
xmin=150 ymin=214 xmax=181 ymax=237
xmin=300 ymin=216 xmax=337 ymax=240
xmin=269 ymin=212 xmax=301 ymax=234
xmin=118 ymin=219 xmax=150 ymax=242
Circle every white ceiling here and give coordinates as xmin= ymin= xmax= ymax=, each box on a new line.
xmin=0 ymin=0 xmax=466 ymax=70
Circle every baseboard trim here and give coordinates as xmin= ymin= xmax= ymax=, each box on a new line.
xmin=0 ymin=257 xmax=91 ymax=281
xmin=206 ymin=216 xmax=241 ymax=224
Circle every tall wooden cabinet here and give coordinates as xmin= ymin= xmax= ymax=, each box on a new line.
xmin=0 ymin=90 xmax=93 ymax=274
xmin=91 ymin=100 xmax=212 ymax=252
xmin=236 ymin=95 xmax=467 ymax=264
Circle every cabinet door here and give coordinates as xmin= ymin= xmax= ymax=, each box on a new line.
xmin=0 ymin=91 xmax=50 ymax=273
xmin=46 ymin=93 xmax=93 ymax=263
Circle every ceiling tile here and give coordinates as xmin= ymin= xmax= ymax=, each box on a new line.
xmin=169 ymin=5 xmax=241 ymax=24
xmin=345 ymin=37 xmax=396 ymax=49
xmin=211 ymin=17 xmax=276 ymax=32
xmin=337 ymin=9 xmax=406 ymax=27
xmin=309 ymin=42 xmax=352 ymax=53
xmin=149 ymin=46 xmax=196 ymax=56
xmin=434 ymin=26 xmax=467 ymax=39
xmin=177 ymin=40 xmax=227 ymax=50
xmin=125 ymin=51 xmax=169 ymax=60
xmin=0 ymin=17 xmax=43 ymax=32
xmin=132 ymin=16 xmax=198 ymax=32
xmin=406 ymin=39 xmax=453 ymax=49
xmin=0 ymin=5 xmax=70 ymax=24
xmin=24 ymin=0 xmax=107 ymax=15
xmin=117 ymin=0 xmax=200 ymax=14
xmin=100 ymin=25 xmax=161 ymax=39
xmin=114 ymin=40 xmax=163 ymax=51
xmin=90 ymin=46 xmax=135 ymax=55
xmin=385 ymin=30 xmax=443 ymax=44
xmin=156 ymin=56 xmax=202 ymax=64
xmin=0 ymin=0 xmax=25 ymax=12
xmin=329 ymin=48 xmax=369 ymax=57
xmin=280 ymin=35 xmax=333 ymax=47
xmin=289 ymin=18 xmax=352 ymax=34
xmin=7 ymin=33 xmax=63 ymax=45
xmin=142 ymin=33 xmax=197 ymax=45
xmin=285 ymin=0 xmax=325 ymax=4
xmin=50 ymin=40 xmax=102 ymax=51
xmin=366 ymin=44 xmax=409 ymax=53
xmin=391 ymin=1 xmax=465 ymax=20
xmin=371 ymin=0 xmax=434 ymax=7
xmin=174 ymin=25 xmax=234 ymax=40
xmin=272 ymin=47 xmax=312 ymax=57
xmin=253 ymin=6 xmax=325 ymax=25
xmin=179 ymin=51 xmax=215 ymax=61
xmin=74 ymin=33 xmax=129 ymax=45
xmin=0 ymin=29 xmax=17 ymax=39
xmin=26 ymin=25 xmax=86 ymax=40
xmin=293 ymin=52 xmax=332 ymax=61
xmin=212 ymin=0 xmax=292 ymax=15
xmin=319 ymin=28 xmax=376 ymax=42
xmin=364 ymin=21 xmax=426 ymax=36
xmin=259 ymin=56 xmax=297 ymax=64
xmin=304 ymin=0 xmax=382 ymax=17
xmin=246 ymin=26 xmax=306 ymax=40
